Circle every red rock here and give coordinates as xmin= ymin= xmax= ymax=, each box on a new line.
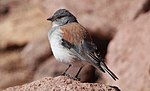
xmin=3 ymin=76 xmax=120 ymax=91
xmin=106 ymin=12 xmax=150 ymax=91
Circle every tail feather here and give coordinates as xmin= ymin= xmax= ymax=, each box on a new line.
xmin=86 ymin=52 xmax=118 ymax=80
xmin=100 ymin=62 xmax=118 ymax=81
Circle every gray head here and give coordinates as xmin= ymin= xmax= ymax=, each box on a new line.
xmin=47 ymin=9 xmax=78 ymax=26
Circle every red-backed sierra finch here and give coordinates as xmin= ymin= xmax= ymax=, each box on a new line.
xmin=47 ymin=9 xmax=118 ymax=81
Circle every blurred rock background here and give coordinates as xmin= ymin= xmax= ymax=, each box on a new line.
xmin=0 ymin=0 xmax=150 ymax=91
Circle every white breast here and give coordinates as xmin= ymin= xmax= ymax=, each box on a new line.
xmin=48 ymin=27 xmax=76 ymax=64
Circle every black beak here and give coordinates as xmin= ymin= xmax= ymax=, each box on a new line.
xmin=47 ymin=16 xmax=53 ymax=21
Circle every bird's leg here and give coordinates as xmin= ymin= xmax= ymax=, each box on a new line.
xmin=61 ymin=64 xmax=71 ymax=76
xmin=72 ymin=66 xmax=83 ymax=81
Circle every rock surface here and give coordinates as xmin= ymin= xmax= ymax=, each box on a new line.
xmin=106 ymin=10 xmax=150 ymax=91
xmin=3 ymin=76 xmax=120 ymax=91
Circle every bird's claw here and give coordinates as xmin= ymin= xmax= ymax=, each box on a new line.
xmin=61 ymin=73 xmax=80 ymax=81
xmin=71 ymin=77 xmax=80 ymax=81
xmin=61 ymin=72 xmax=70 ymax=77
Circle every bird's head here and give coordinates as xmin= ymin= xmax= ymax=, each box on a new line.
xmin=47 ymin=9 xmax=78 ymax=26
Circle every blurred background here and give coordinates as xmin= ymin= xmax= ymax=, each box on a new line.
xmin=0 ymin=0 xmax=150 ymax=91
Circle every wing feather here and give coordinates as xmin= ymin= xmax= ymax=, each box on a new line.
xmin=60 ymin=22 xmax=118 ymax=80
xmin=60 ymin=22 xmax=91 ymax=45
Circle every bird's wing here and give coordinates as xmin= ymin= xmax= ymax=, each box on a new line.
xmin=60 ymin=22 xmax=118 ymax=80
xmin=60 ymin=22 xmax=91 ymax=45
xmin=60 ymin=22 xmax=100 ymax=64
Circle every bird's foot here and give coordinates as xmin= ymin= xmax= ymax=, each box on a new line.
xmin=61 ymin=72 xmax=71 ymax=77
xmin=70 ymin=76 xmax=80 ymax=81
xmin=61 ymin=73 xmax=80 ymax=81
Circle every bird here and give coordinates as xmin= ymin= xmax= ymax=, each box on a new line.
xmin=47 ymin=9 xmax=118 ymax=81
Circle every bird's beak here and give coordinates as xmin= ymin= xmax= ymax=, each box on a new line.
xmin=47 ymin=16 xmax=53 ymax=21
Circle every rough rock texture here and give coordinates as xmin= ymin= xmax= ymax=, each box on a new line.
xmin=3 ymin=76 xmax=120 ymax=91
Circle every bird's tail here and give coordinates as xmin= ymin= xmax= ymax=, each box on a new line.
xmin=99 ymin=62 xmax=118 ymax=81
xmin=85 ymin=52 xmax=118 ymax=80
